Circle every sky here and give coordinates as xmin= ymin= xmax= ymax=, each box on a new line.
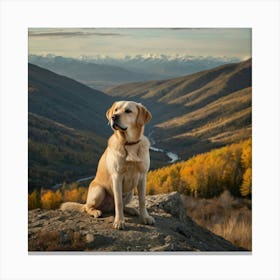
xmin=28 ymin=28 xmax=251 ymax=59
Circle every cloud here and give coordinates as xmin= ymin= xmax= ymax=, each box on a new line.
xmin=91 ymin=32 xmax=124 ymax=37
xmin=28 ymin=30 xmax=124 ymax=38
xmin=168 ymin=28 xmax=207 ymax=31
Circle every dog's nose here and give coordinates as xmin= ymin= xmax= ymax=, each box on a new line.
xmin=112 ymin=114 xmax=119 ymax=121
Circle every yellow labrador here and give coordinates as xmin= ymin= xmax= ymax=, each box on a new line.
xmin=61 ymin=101 xmax=155 ymax=229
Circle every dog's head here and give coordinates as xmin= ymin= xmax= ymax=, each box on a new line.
xmin=106 ymin=101 xmax=152 ymax=133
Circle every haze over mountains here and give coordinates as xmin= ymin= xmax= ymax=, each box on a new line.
xmin=28 ymin=58 xmax=251 ymax=190
xmin=28 ymin=54 xmax=240 ymax=90
xmin=86 ymin=54 xmax=240 ymax=78
xmin=28 ymin=55 xmax=167 ymax=90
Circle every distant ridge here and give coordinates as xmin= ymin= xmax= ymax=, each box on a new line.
xmin=28 ymin=54 xmax=240 ymax=90
xmin=28 ymin=63 xmax=113 ymax=137
xmin=106 ymin=59 xmax=252 ymax=158
xmin=28 ymin=55 xmax=166 ymax=90
xmin=78 ymin=53 xmax=240 ymax=78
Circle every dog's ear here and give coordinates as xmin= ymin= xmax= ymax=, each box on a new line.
xmin=136 ymin=103 xmax=152 ymax=126
xmin=106 ymin=102 xmax=117 ymax=121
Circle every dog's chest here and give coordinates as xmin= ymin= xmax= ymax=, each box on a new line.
xmin=122 ymin=163 xmax=142 ymax=193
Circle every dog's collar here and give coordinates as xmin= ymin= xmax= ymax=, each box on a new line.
xmin=124 ymin=140 xmax=141 ymax=146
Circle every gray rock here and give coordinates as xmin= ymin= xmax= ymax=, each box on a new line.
xmin=85 ymin=233 xmax=95 ymax=243
xmin=28 ymin=192 xmax=245 ymax=252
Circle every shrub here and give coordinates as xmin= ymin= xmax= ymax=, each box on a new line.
xmin=240 ymin=168 xmax=252 ymax=197
xmin=41 ymin=189 xmax=63 ymax=209
xmin=28 ymin=189 xmax=41 ymax=210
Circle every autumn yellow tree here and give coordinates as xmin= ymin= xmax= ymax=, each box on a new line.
xmin=41 ymin=189 xmax=63 ymax=209
xmin=28 ymin=189 xmax=41 ymax=209
xmin=146 ymin=138 xmax=252 ymax=198
xmin=240 ymin=167 xmax=252 ymax=197
xmin=240 ymin=139 xmax=252 ymax=197
xmin=33 ymin=139 xmax=252 ymax=206
xmin=62 ymin=185 xmax=88 ymax=203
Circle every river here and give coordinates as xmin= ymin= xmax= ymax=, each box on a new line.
xmin=148 ymin=130 xmax=179 ymax=163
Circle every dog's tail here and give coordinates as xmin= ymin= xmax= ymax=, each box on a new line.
xmin=60 ymin=202 xmax=86 ymax=212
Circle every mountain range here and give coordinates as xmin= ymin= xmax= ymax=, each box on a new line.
xmin=28 ymin=55 xmax=166 ymax=90
xmin=84 ymin=54 xmax=240 ymax=77
xmin=28 ymin=59 xmax=251 ymax=190
xmin=28 ymin=54 xmax=240 ymax=90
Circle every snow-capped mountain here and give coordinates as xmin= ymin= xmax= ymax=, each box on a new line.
xmin=28 ymin=54 xmax=240 ymax=90
xmin=79 ymin=54 xmax=241 ymax=77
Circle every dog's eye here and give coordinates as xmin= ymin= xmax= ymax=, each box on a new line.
xmin=125 ymin=109 xmax=132 ymax=114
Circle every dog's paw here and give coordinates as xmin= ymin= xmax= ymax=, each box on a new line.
xmin=86 ymin=208 xmax=102 ymax=218
xmin=113 ymin=219 xmax=125 ymax=230
xmin=93 ymin=209 xmax=102 ymax=218
xmin=141 ymin=215 xmax=155 ymax=225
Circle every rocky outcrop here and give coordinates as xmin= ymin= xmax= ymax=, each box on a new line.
xmin=28 ymin=192 xmax=244 ymax=252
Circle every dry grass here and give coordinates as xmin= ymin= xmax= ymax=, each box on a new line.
xmin=182 ymin=190 xmax=252 ymax=250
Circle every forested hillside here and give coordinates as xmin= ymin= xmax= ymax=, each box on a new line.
xmin=146 ymin=139 xmax=252 ymax=198
xmin=28 ymin=138 xmax=251 ymax=210
xmin=29 ymin=113 xmax=106 ymax=189
xmin=28 ymin=63 xmax=112 ymax=190
xmin=29 ymin=63 xmax=113 ymax=137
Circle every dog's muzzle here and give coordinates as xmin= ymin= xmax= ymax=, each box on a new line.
xmin=111 ymin=114 xmax=127 ymax=131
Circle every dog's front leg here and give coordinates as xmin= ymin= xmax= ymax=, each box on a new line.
xmin=137 ymin=174 xmax=155 ymax=225
xmin=112 ymin=174 xmax=125 ymax=230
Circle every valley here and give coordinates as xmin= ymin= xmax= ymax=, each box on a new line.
xmin=106 ymin=59 xmax=252 ymax=159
